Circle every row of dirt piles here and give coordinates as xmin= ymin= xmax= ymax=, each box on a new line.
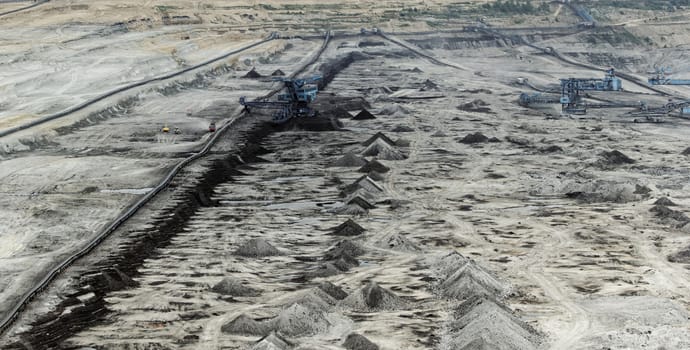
xmin=429 ymin=251 xmax=542 ymax=349
xmin=219 ymin=127 xmax=418 ymax=348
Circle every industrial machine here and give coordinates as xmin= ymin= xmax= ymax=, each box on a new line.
xmin=559 ymin=68 xmax=622 ymax=113
xmin=648 ymin=67 xmax=690 ymax=86
xmin=518 ymin=69 xmax=623 ymax=114
xmin=239 ymin=75 xmax=322 ymax=123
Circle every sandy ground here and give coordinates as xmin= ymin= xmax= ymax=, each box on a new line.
xmin=3 ymin=1 xmax=690 ymax=350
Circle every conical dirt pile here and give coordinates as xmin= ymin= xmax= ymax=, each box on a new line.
xmin=270 ymin=69 xmax=285 ymax=76
xmin=243 ymin=67 xmax=263 ymax=78
xmin=329 ymin=152 xmax=368 ymax=167
xmin=234 ymin=238 xmax=282 ymax=257
xmin=331 ymin=219 xmax=366 ymax=236
xmin=362 ymin=132 xmax=395 ymax=147
xmin=437 ymin=260 xmax=508 ymax=299
xmin=221 ymin=314 xmax=271 ymax=336
xmin=270 ymin=303 xmax=332 ymax=336
xmin=344 ymin=333 xmax=380 ymax=350
xmin=252 ymin=332 xmax=290 ymax=350
xmin=353 ymin=109 xmax=377 ymax=120
xmin=459 ymin=132 xmax=489 ymax=144
xmin=211 ymin=277 xmax=260 ymax=296
xmin=373 ymin=232 xmax=420 ymax=252
xmin=341 ymin=281 xmax=403 ymax=311
xmin=362 ymin=139 xmax=406 ymax=160
xmin=655 ymin=197 xmax=677 ymax=206
xmin=358 ymin=159 xmax=390 ymax=173
xmin=318 ymin=281 xmax=348 ymax=300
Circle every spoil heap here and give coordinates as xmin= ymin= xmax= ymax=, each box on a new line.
xmin=341 ymin=281 xmax=404 ymax=311
xmin=243 ymin=67 xmax=263 ymax=78
xmin=235 ymin=238 xmax=282 ymax=257
xmin=330 ymin=219 xmax=366 ymax=236
xmin=329 ymin=152 xmax=368 ymax=167
xmin=211 ymin=277 xmax=261 ymax=297
xmin=353 ymin=109 xmax=377 ymax=120
xmin=343 ymin=333 xmax=380 ymax=350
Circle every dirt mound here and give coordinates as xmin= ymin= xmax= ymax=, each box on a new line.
xmin=271 ymin=303 xmax=331 ymax=336
xmin=457 ymin=99 xmax=492 ymax=113
xmin=221 ymin=314 xmax=271 ymax=336
xmin=440 ymin=296 xmax=540 ymax=350
xmin=431 ymin=251 xmax=470 ymax=279
xmin=539 ymin=145 xmax=563 ymax=153
xmin=600 ymin=150 xmax=635 ymax=166
xmin=243 ymin=67 xmax=263 ymax=79
xmin=372 ymin=232 xmax=421 ymax=252
xmin=411 ymin=67 xmax=423 ymax=73
xmin=391 ymin=125 xmax=414 ymax=132
xmin=366 ymin=171 xmax=386 ymax=181
xmin=341 ymin=281 xmax=404 ymax=311
xmin=331 ymin=219 xmax=366 ymax=236
xmin=270 ymin=69 xmax=286 ymax=76
xmin=436 ymin=260 xmax=508 ymax=300
xmin=362 ymin=132 xmax=395 ymax=147
xmin=252 ymin=332 xmax=291 ymax=350
xmin=347 ymin=196 xmax=376 ymax=209
xmin=564 ymin=180 xmax=638 ymax=204
xmin=380 ymin=104 xmax=411 ymax=116
xmin=655 ymin=197 xmax=677 ymax=206
xmin=342 ymin=175 xmax=384 ymax=194
xmin=505 ymin=136 xmax=531 ymax=147
xmin=301 ymin=262 xmax=344 ymax=279
xmin=650 ymin=205 xmax=689 ymax=226
xmin=353 ymin=109 xmax=377 ymax=120
xmin=344 ymin=333 xmax=380 ymax=350
xmin=362 ymin=139 xmax=406 ymax=160
xmin=211 ymin=277 xmax=260 ymax=297
xmin=459 ymin=132 xmax=489 ymax=144
xmin=682 ymin=147 xmax=690 ymax=156
xmin=282 ymin=288 xmax=337 ymax=309
xmin=318 ymin=281 xmax=348 ymax=300
xmin=325 ymin=240 xmax=366 ymax=260
xmin=329 ymin=152 xmax=368 ymax=167
xmin=234 ymin=238 xmax=282 ymax=257
xmin=421 ymin=79 xmax=439 ymax=91
xmin=395 ymin=138 xmax=411 ymax=147
xmin=432 ymin=130 xmax=448 ymax=137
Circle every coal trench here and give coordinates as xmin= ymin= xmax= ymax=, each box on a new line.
xmin=3 ymin=48 xmax=362 ymax=349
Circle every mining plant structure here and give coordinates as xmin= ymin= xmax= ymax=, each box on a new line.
xmin=519 ymin=68 xmax=624 ymax=114
xmin=240 ymin=75 xmax=322 ymax=123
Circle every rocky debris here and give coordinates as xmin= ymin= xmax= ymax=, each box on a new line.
xmin=343 ymin=333 xmax=380 ymax=350
xmin=650 ymin=205 xmax=689 ymax=226
xmin=655 ymin=197 xmax=677 ymax=206
xmin=362 ymin=132 xmax=395 ymax=147
xmin=341 ymin=281 xmax=404 ymax=311
xmin=329 ymin=152 xmax=368 ymax=167
xmin=221 ymin=314 xmax=271 ymax=336
xmin=271 ymin=303 xmax=331 ymax=336
xmin=681 ymin=147 xmax=690 ymax=156
xmin=318 ymin=281 xmax=348 ymax=300
xmin=353 ymin=109 xmax=377 ymax=120
xmin=270 ymin=69 xmax=286 ymax=76
xmin=564 ymin=180 xmax=638 ymax=204
xmin=362 ymin=139 xmax=406 ymax=160
xmin=539 ymin=145 xmax=563 ymax=153
xmin=440 ymin=296 xmax=540 ymax=350
xmin=459 ymin=132 xmax=489 ymax=144
xmin=391 ymin=125 xmax=414 ymax=132
xmin=457 ymin=99 xmax=492 ymax=113
xmin=234 ymin=238 xmax=282 ymax=257
xmin=331 ymin=219 xmax=366 ymax=236
xmin=211 ymin=277 xmax=260 ymax=297
xmin=600 ymin=150 xmax=635 ymax=166
xmin=372 ymin=232 xmax=421 ymax=252
xmin=243 ymin=67 xmax=263 ymax=79
xmin=252 ymin=332 xmax=291 ymax=350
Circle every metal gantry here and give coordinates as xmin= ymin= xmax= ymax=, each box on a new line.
xmin=240 ymin=75 xmax=322 ymax=123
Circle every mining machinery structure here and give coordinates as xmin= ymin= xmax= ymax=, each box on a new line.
xmin=559 ymin=68 xmax=622 ymax=114
xmin=648 ymin=67 xmax=690 ymax=86
xmin=240 ymin=75 xmax=322 ymax=123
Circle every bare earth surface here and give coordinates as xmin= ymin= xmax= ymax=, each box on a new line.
xmin=1 ymin=1 xmax=690 ymax=349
